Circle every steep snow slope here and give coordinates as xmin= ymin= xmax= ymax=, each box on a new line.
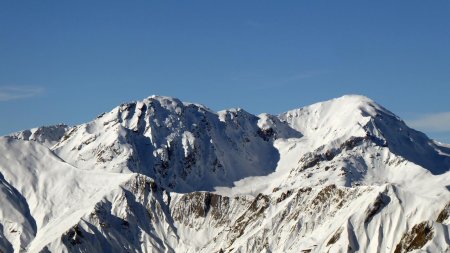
xmin=0 ymin=137 xmax=132 ymax=252
xmin=0 ymin=94 xmax=449 ymax=253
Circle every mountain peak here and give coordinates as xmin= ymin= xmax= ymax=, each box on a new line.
xmin=334 ymin=94 xmax=374 ymax=102
xmin=142 ymin=95 xmax=212 ymax=113
xmin=334 ymin=94 xmax=398 ymax=117
xmin=278 ymin=95 xmax=382 ymax=148
xmin=280 ymin=94 xmax=450 ymax=175
xmin=146 ymin=94 xmax=183 ymax=105
xmin=278 ymin=94 xmax=400 ymax=141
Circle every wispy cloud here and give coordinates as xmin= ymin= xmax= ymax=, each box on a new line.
xmin=0 ymin=86 xmax=44 ymax=101
xmin=407 ymin=112 xmax=450 ymax=132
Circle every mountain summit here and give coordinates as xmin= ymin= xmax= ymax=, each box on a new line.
xmin=2 ymin=95 xmax=450 ymax=253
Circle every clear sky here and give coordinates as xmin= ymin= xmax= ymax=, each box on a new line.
xmin=1 ymin=1 xmax=449 ymax=143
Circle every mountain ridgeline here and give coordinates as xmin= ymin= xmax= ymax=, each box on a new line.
xmin=1 ymin=95 xmax=449 ymax=253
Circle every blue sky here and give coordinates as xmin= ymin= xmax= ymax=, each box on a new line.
xmin=1 ymin=1 xmax=449 ymax=143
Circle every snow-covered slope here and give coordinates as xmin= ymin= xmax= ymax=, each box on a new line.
xmin=280 ymin=95 xmax=449 ymax=175
xmin=51 ymin=95 xmax=299 ymax=192
xmin=9 ymin=124 xmax=69 ymax=148
xmin=1 ymin=95 xmax=449 ymax=253
xmin=0 ymin=137 xmax=132 ymax=252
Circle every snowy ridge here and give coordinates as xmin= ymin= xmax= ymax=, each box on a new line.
xmin=9 ymin=124 xmax=69 ymax=148
xmin=51 ymin=95 xmax=298 ymax=192
xmin=1 ymin=94 xmax=449 ymax=253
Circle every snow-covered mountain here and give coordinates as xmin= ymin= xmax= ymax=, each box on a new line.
xmin=1 ymin=95 xmax=449 ymax=253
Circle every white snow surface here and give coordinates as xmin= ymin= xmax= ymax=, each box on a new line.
xmin=1 ymin=94 xmax=449 ymax=253
xmin=9 ymin=124 xmax=69 ymax=148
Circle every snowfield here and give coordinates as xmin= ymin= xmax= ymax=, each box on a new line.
xmin=1 ymin=95 xmax=449 ymax=253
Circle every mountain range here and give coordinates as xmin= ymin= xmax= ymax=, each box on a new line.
xmin=1 ymin=94 xmax=449 ymax=253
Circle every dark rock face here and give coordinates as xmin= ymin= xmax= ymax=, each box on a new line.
xmin=436 ymin=202 xmax=450 ymax=223
xmin=364 ymin=193 xmax=391 ymax=224
xmin=173 ymin=192 xmax=231 ymax=221
xmin=394 ymin=222 xmax=434 ymax=253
